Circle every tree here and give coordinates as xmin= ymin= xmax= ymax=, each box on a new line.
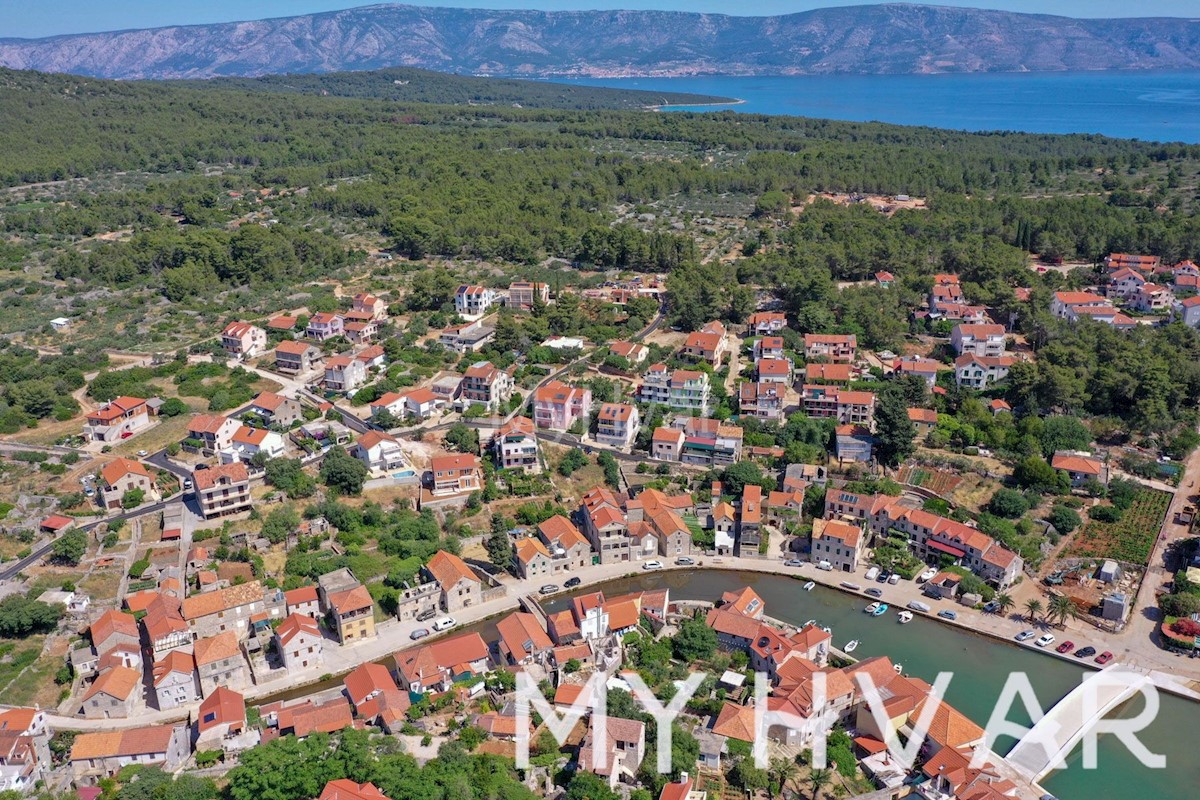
xmin=1049 ymin=594 xmax=1076 ymax=627
xmin=558 ymin=448 xmax=588 ymax=476
xmin=1013 ymin=455 xmax=1065 ymax=494
xmin=319 ymin=446 xmax=368 ymax=495
xmin=672 ymin=617 xmax=718 ymax=662
xmin=728 ymin=759 xmax=769 ymax=794
xmin=264 ymin=457 xmax=316 ymax=498
xmin=121 ymin=488 xmax=146 ymax=509
xmin=0 ymin=593 xmax=63 ymax=637
xmin=50 ymin=527 xmax=87 ymax=565
xmin=808 ymin=767 xmax=833 ymax=800
xmin=987 ymin=488 xmax=1029 ymax=519
xmin=873 ymin=386 xmax=916 ymax=467
xmin=768 ymin=756 xmax=800 ymax=800
xmin=995 ymin=593 xmax=1015 ymax=616
xmin=158 ymin=397 xmax=189 ymax=417
xmin=261 ymin=506 xmax=300 ymax=544
xmin=719 ymin=461 xmax=774 ymax=496
xmin=1039 ymin=415 xmax=1092 ymax=458
xmin=444 ymin=423 xmax=479 ymax=454
xmin=1047 ymin=505 xmax=1081 ymax=535
xmin=1024 ymin=598 xmax=1043 ymax=624
xmin=597 ymin=451 xmax=620 ymax=490
xmin=565 ymin=770 xmax=619 ymax=800
xmin=485 ymin=514 xmax=515 ymax=573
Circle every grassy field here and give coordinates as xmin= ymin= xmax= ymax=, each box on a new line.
xmin=1065 ymin=488 xmax=1171 ymax=565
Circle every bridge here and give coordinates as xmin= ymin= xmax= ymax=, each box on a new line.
xmin=1005 ymin=663 xmax=1152 ymax=783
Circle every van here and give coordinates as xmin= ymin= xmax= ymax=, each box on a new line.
xmin=432 ymin=617 xmax=456 ymax=632
xmin=887 ymin=573 xmax=901 ymax=585
xmin=864 ymin=566 xmax=880 ymax=581
xmin=816 ymin=561 xmax=833 ymax=571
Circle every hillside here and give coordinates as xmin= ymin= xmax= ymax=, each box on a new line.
xmin=2 ymin=3 xmax=1199 ymax=81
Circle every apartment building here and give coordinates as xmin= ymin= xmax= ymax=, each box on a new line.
xmin=323 ymin=356 xmax=367 ymax=393
xmin=274 ymin=340 xmax=321 ymax=374
xmin=594 ymin=403 xmax=640 ymax=448
xmin=306 ymin=312 xmax=343 ymax=341
xmin=491 ymin=416 xmax=540 ymax=472
xmin=800 ymin=386 xmax=876 ymax=427
xmin=533 ymin=380 xmax=592 ymax=431
xmin=954 ymin=354 xmax=1015 ymax=389
xmin=181 ymin=581 xmax=274 ymax=639
xmin=507 ymin=281 xmax=549 ymax=309
xmin=460 ymin=361 xmax=513 ymax=411
xmin=950 ymin=324 xmax=1007 ymax=357
xmin=187 ymin=414 xmax=241 ymax=453
xmin=351 ymin=292 xmax=388 ymax=320
xmin=424 ymin=550 xmax=482 ymax=612
xmin=803 ymin=334 xmax=856 ymax=363
xmin=637 ymin=364 xmax=711 ymax=416
xmin=811 ymin=518 xmax=864 ymax=573
xmin=220 ymin=322 xmax=267 ymax=359
xmin=428 ymin=454 xmax=483 ymax=496
xmin=195 ymin=462 xmax=252 ymax=519
xmin=738 ymin=382 xmax=784 ymax=422
xmin=747 ymin=311 xmax=787 ymax=336
xmin=245 ymin=391 xmax=304 ymax=427
xmin=580 ymin=486 xmax=632 ymax=564
xmin=454 ymin=284 xmax=498 ymax=317
xmin=85 ymin=396 xmax=151 ymax=443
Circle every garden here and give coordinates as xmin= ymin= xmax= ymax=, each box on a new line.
xmin=1064 ymin=486 xmax=1171 ymax=565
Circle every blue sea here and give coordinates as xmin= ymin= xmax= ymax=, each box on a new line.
xmin=572 ymin=72 xmax=1200 ymax=143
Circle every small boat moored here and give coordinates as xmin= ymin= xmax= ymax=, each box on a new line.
xmin=871 ymin=603 xmax=889 ymax=617
xmin=844 ymin=640 xmax=860 ymax=653
xmin=803 ymin=581 xmax=815 ymax=591
xmin=897 ymin=610 xmax=914 ymax=624
xmin=864 ymin=602 xmax=882 ymax=615
xmin=840 ymin=582 xmax=863 ymax=591
xmin=894 ymin=663 xmax=903 ymax=673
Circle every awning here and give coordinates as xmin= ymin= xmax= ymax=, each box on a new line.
xmin=927 ymin=539 xmax=966 ymax=558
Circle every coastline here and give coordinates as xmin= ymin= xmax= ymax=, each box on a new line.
xmin=645 ymin=97 xmax=746 ymax=112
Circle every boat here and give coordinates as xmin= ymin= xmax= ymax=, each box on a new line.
xmin=871 ymin=603 xmax=889 ymax=617
xmin=803 ymin=581 xmax=815 ymax=591
xmin=820 ymin=626 xmax=832 ymax=634
xmin=897 ymin=610 xmax=914 ymax=624
xmin=864 ymin=602 xmax=881 ymax=615
xmin=840 ymin=582 xmax=862 ymax=591
xmin=803 ymin=619 xmax=816 ymax=628
xmin=844 ymin=640 xmax=860 ymax=653
xmin=894 ymin=663 xmax=904 ymax=674
xmin=906 ymin=601 xmax=932 ymax=613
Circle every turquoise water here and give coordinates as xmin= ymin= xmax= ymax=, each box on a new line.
xmin=571 ymin=72 xmax=1200 ymax=142
xmin=548 ymin=569 xmax=1199 ymax=800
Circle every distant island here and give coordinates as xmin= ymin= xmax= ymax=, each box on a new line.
xmin=2 ymin=2 xmax=1200 ymax=81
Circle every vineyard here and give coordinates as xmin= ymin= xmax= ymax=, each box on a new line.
xmin=897 ymin=465 xmax=963 ymax=497
xmin=1064 ymin=488 xmax=1171 ymax=564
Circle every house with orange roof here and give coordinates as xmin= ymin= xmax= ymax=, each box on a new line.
xmin=98 ymin=458 xmax=154 ymax=510
xmin=682 ymin=326 xmax=727 ymax=368
xmin=196 ymin=686 xmax=258 ymax=753
xmin=424 ymin=550 xmax=482 ymax=612
xmin=738 ymin=484 xmax=763 ymax=552
xmin=515 ymin=536 xmax=553 ymax=579
xmin=220 ymin=321 xmax=267 ymax=359
xmin=537 ymin=514 xmax=594 ymax=572
xmin=871 ymin=506 xmax=1023 ymax=589
xmin=428 ymin=453 xmax=483 ymax=497
xmin=1050 ymin=290 xmax=1109 ymax=319
xmin=81 ymin=665 xmax=141 ymax=719
xmin=276 ymin=697 xmax=354 ymax=738
xmin=1051 ymin=450 xmax=1108 ymax=487
xmin=460 ymin=361 xmax=513 ymax=410
xmin=194 ymin=631 xmax=247 ymax=695
xmin=638 ymin=364 xmax=711 ymax=416
xmin=754 ymin=335 xmax=786 ymax=363
xmin=496 ymin=611 xmax=553 ymax=665
xmin=345 ymin=665 xmax=410 ymax=734
xmin=0 ymin=707 xmax=50 ymax=792
xmin=323 ymin=355 xmax=367 ymax=393
xmin=1176 ymin=295 xmax=1200 ymax=327
xmin=245 ymin=391 xmax=303 ymax=427
xmin=1107 ymin=267 xmax=1147 ymax=298
xmin=954 ymin=354 xmax=1015 ymax=389
xmin=659 ymin=774 xmax=705 ymax=800
xmin=306 ymin=311 xmax=344 ymax=341
xmin=141 ymin=594 xmax=190 ymax=657
xmin=748 ymin=311 xmax=787 ymax=336
xmin=320 ymin=781 xmax=391 ymax=800
xmin=90 ymin=609 xmax=140 ymax=656
xmin=835 ymin=423 xmax=874 ymax=463
xmin=194 ymin=462 xmax=252 ymax=519
xmin=69 ymin=725 xmax=189 ymax=781
xmin=608 ymin=340 xmax=648 ymax=366
xmin=578 ymin=716 xmax=646 ymax=788
xmin=711 ymin=500 xmax=736 ymax=555
xmin=152 ymin=650 xmax=198 ymax=711
xmin=907 ymin=407 xmax=939 ymax=437
xmin=739 ymin=381 xmax=784 ymax=422
xmin=719 ymin=586 xmax=764 ymax=619
xmin=284 ymin=585 xmax=320 ymax=618
xmin=950 ymin=324 xmax=1006 ymax=358
xmin=180 ymin=580 xmax=270 ymax=639
xmin=351 ymin=292 xmax=388 ymax=320
xmin=221 ymin=425 xmax=285 ymax=463
xmin=801 ymin=385 xmax=876 ymax=427
xmin=490 ymin=415 xmax=540 ymax=472
xmin=711 ymin=702 xmax=757 ymax=743
xmin=705 ymin=608 xmax=761 ymax=651
xmin=533 ymin=380 xmax=591 ymax=431
xmin=650 ymin=427 xmax=685 ymax=461
xmin=274 ymin=339 xmax=321 ymax=374
xmin=547 ymin=610 xmax=582 ymax=646
xmin=804 ymin=333 xmax=856 ymax=363
xmin=187 ymin=413 xmax=240 ymax=454
xmin=920 ymin=744 xmax=1016 ymax=800
xmin=267 ymin=314 xmax=298 ymax=331
xmin=454 ymin=284 xmax=498 ymax=317
xmin=327 ymin=584 xmax=375 ymax=643
xmin=1065 ymin=303 xmax=1138 ymax=329
xmin=811 ymin=518 xmax=863 ymax=573
xmin=275 ymin=613 xmax=324 ymax=670
xmin=352 ymin=430 xmax=410 ymax=472
xmin=579 ymin=487 xmax=632 ymax=564
xmin=595 ymin=403 xmax=640 ymax=449
xmin=85 ymin=396 xmax=151 ymax=443
xmin=1105 ymin=253 xmax=1161 ymax=273
xmin=394 ymin=632 xmax=490 ymax=694
xmin=1130 ymin=281 xmax=1174 ymax=313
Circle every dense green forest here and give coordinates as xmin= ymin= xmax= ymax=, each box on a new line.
xmin=186 ymin=66 xmax=732 ymax=109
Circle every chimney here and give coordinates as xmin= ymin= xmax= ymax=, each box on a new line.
xmin=679 ymin=771 xmax=689 ymax=784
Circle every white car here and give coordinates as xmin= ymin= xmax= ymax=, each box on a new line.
xmin=1035 ymin=634 xmax=1056 ymax=648
xmin=432 ymin=616 xmax=457 ymax=632
xmin=918 ymin=568 xmax=937 ymax=582
xmin=642 ymin=560 xmax=664 ymax=571
xmin=136 ymin=449 xmax=149 ymax=457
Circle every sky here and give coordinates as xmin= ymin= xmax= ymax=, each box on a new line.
xmin=4 ymin=0 xmax=1200 ymax=39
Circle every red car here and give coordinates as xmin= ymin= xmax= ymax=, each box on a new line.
xmin=1056 ymin=640 xmax=1074 ymax=654
xmin=1095 ymin=651 xmax=1114 ymax=665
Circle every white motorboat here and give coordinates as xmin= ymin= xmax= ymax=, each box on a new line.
xmin=803 ymin=581 xmax=815 ymax=591
xmin=897 ymin=610 xmax=914 ymax=624
xmin=844 ymin=640 xmax=860 ymax=653
xmin=894 ymin=663 xmax=903 ymax=673
xmin=864 ymin=602 xmax=881 ymax=615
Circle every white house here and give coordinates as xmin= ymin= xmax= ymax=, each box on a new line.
xmin=352 ymin=431 xmax=410 ymax=472
xmin=219 ymin=426 xmax=286 ymax=463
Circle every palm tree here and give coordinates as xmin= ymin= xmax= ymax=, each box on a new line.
xmin=1050 ymin=595 xmax=1076 ymax=627
xmin=996 ymin=592 xmax=1015 ymax=616
xmin=1024 ymin=598 xmax=1043 ymax=624
xmin=769 ymin=756 xmax=800 ymax=799
xmin=809 ymin=767 xmax=833 ymax=800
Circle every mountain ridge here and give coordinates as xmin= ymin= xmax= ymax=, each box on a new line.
xmin=2 ymin=3 xmax=1200 ymax=80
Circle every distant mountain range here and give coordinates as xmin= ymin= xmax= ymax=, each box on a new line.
xmin=3 ymin=3 xmax=1200 ymax=81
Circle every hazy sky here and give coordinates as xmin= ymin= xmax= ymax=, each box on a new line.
xmin=3 ymin=0 xmax=1200 ymax=39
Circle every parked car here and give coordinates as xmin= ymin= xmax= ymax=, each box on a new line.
xmin=981 ymin=600 xmax=1000 ymax=614
xmin=1015 ymin=630 xmax=1037 ymax=642
xmin=877 ymin=570 xmax=890 ymax=583
xmin=1056 ymin=640 xmax=1075 ymax=654
xmin=1074 ymin=646 xmax=1097 ymax=659
xmin=887 ymin=574 xmax=901 ymax=584
xmin=675 ymin=556 xmax=695 ymax=566
xmin=1095 ymin=651 xmax=1114 ymax=665
xmin=937 ymin=610 xmax=958 ymax=621
xmin=136 ymin=449 xmax=148 ymax=457
xmin=182 ymin=479 xmax=193 ymax=490
xmin=866 ymin=588 xmax=883 ymax=598
xmin=432 ymin=617 xmax=456 ymax=632
xmin=1036 ymin=634 xmax=1056 ymax=648
xmin=784 ymin=559 xmax=805 ymax=567
xmin=816 ymin=561 xmax=834 ymax=571
xmin=409 ymin=628 xmax=430 ymax=641
xmin=918 ymin=568 xmax=937 ymax=582
xmin=642 ymin=560 xmax=664 ymax=571
xmin=415 ymin=608 xmax=436 ymax=622
xmin=84 ymin=487 xmax=95 ymax=497
xmin=564 ymin=577 xmax=582 ymax=588
xmin=539 ymin=584 xmax=560 ymax=595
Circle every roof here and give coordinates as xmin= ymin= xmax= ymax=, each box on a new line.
xmin=83 ymin=665 xmax=141 ymax=702
xmin=712 ymin=702 xmax=756 ymax=742
xmin=232 ymin=426 xmax=271 ymax=446
xmin=425 ymin=550 xmax=479 ymax=589
xmin=516 ymin=536 xmax=551 ymax=565
xmin=284 ymin=586 xmax=319 ymax=606
xmin=319 ymin=781 xmax=390 ymax=800
xmin=193 ymin=462 xmax=249 ymax=490
xmin=276 ymin=613 xmax=321 ymax=647
xmin=597 ymin=402 xmax=635 ymax=422
xmin=276 ymin=339 xmax=317 ymax=355
xmin=1051 ymin=452 xmax=1103 ymax=475
xmin=814 ymin=518 xmax=863 ymax=548
xmin=278 ymin=697 xmax=354 ymax=737
xmin=720 ymin=586 xmax=764 ymax=618
xmin=343 ymin=662 xmax=398 ymax=707
xmin=40 ymin=514 xmax=74 ymax=531
xmin=188 ymin=413 xmax=232 ymax=435
xmin=71 ymin=726 xmax=176 ymax=761
xmin=1054 ymin=291 xmax=1108 ymax=306
xmin=328 ymin=585 xmax=373 ymax=615
xmin=757 ymin=358 xmax=791 ymax=376
xmin=534 ymin=379 xmax=587 ymax=405
xmin=356 ymin=430 xmax=400 ymax=451
xmin=496 ymin=612 xmax=553 ymax=658
xmin=181 ymin=580 xmax=263 ymax=620
xmin=197 ymin=687 xmax=245 ymax=732
xmin=193 ymin=631 xmax=241 ymax=667
xmin=91 ymin=609 xmax=139 ymax=647
xmin=805 ymin=363 xmax=852 ymax=382
xmin=151 ymin=650 xmax=195 ymax=686
xmin=953 ymin=323 xmax=1004 ymax=337
xmin=100 ymin=457 xmax=150 ymax=487
xmin=652 ymin=427 xmax=684 ymax=444
xmin=705 ymin=608 xmax=761 ymax=640
xmin=222 ymin=321 xmax=260 ymax=338
xmin=267 ymin=315 xmax=297 ymax=329
xmin=429 ymin=453 xmax=480 ymax=473
xmin=907 ymin=407 xmax=938 ymax=423
xmin=538 ymin=514 xmax=588 ymax=550
xmin=912 ymin=696 xmax=985 ymax=749
xmin=804 ymin=333 xmax=856 ymax=346
xmin=251 ymin=391 xmax=290 ymax=412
